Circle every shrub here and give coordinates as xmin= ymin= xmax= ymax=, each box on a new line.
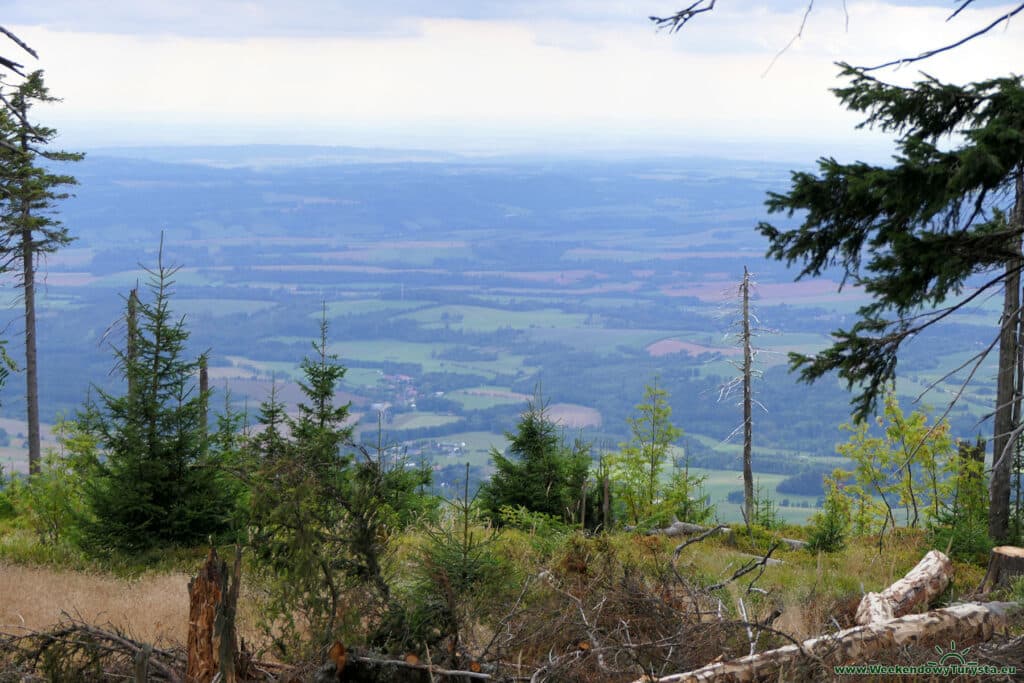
xmin=806 ymin=477 xmax=850 ymax=553
xmin=390 ymin=470 xmax=507 ymax=660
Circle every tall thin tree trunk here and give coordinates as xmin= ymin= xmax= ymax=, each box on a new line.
xmin=199 ymin=353 xmax=209 ymax=439
xmin=21 ymin=222 xmax=39 ymax=476
xmin=991 ymin=168 xmax=1024 ymax=542
xmin=16 ymin=111 xmax=40 ymax=476
xmin=126 ymin=287 xmax=139 ymax=397
xmin=603 ymin=475 xmax=611 ymax=531
xmin=741 ymin=266 xmax=754 ymax=528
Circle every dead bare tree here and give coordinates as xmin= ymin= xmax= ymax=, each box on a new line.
xmin=717 ymin=267 xmax=772 ymax=530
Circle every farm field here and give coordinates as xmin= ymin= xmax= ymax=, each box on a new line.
xmin=0 ymin=151 xmax=1002 ymax=516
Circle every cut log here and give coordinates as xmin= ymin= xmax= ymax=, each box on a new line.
xmin=632 ymin=601 xmax=1022 ymax=682
xmin=978 ymin=545 xmax=1024 ymax=592
xmin=854 ymin=549 xmax=952 ymax=625
xmin=186 ymin=547 xmax=241 ymax=683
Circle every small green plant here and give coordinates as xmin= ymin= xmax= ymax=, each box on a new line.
xmin=806 ymin=474 xmax=851 ymax=553
xmin=611 ymin=380 xmax=685 ymax=526
xmin=6 ymin=420 xmax=94 ymax=547
xmin=749 ymin=480 xmax=781 ymax=530
xmin=499 ymin=504 xmax=569 ymax=557
xmin=836 ymin=392 xmax=954 ymax=545
xmin=663 ymin=459 xmax=715 ymax=526
xmin=396 ymin=464 xmax=506 ymax=661
xmin=927 ymin=438 xmax=992 ymax=563
xmin=1006 ymin=574 xmax=1024 ymax=603
xmin=0 ymin=463 xmax=13 ymax=520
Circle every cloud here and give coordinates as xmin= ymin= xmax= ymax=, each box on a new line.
xmin=4 ymin=1 xmax=987 ymax=38
xmin=7 ymin=2 xmax=1024 ymax=153
xmin=5 ymin=0 xmax=647 ymax=38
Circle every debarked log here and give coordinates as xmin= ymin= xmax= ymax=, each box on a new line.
xmin=631 ymin=601 xmax=1021 ymax=683
xmin=855 ymin=550 xmax=952 ymax=625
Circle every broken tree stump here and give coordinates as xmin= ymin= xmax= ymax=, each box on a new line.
xmin=632 ymin=601 xmax=1022 ymax=682
xmin=855 ymin=549 xmax=952 ymax=625
xmin=186 ymin=546 xmax=242 ymax=683
xmin=979 ymin=545 xmax=1024 ymax=593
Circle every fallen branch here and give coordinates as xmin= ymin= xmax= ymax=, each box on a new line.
xmin=349 ymin=653 xmax=491 ymax=680
xmin=649 ymin=521 xmax=806 ymax=550
xmin=707 ymin=543 xmax=782 ymax=592
xmin=0 ymin=613 xmax=184 ymax=682
xmin=632 ymin=601 xmax=1022 ymax=682
xmin=648 ymin=521 xmax=730 ymax=538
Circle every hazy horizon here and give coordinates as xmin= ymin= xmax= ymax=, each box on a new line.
xmin=9 ymin=1 xmax=1023 ymax=159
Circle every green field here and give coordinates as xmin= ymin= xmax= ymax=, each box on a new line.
xmin=689 ymin=468 xmax=819 ymax=524
xmin=398 ymin=305 xmax=591 ymax=333
xmin=175 ymin=298 xmax=277 ymax=317
xmin=390 ymin=412 xmax=462 ymax=431
xmin=321 ymin=299 xmax=432 ymax=317
xmin=341 ymin=367 xmax=383 ymax=389
xmin=528 ymin=327 xmax=672 ymax=353
xmin=447 ymin=387 xmax=528 ymax=410
xmin=430 ymin=430 xmax=509 ymax=468
xmin=326 ymin=340 xmax=535 ymax=380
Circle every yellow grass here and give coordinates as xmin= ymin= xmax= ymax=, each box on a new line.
xmin=0 ymin=563 xmax=190 ymax=643
xmin=0 ymin=562 xmax=262 ymax=646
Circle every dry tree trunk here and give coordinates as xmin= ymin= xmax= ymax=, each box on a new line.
xmin=186 ymin=547 xmax=241 ymax=683
xmin=979 ymin=545 xmax=1024 ymax=592
xmin=990 ymin=168 xmax=1024 ymax=542
xmin=633 ymin=601 xmax=1021 ymax=683
xmin=740 ymin=266 xmax=754 ymax=530
xmin=855 ymin=549 xmax=952 ymax=624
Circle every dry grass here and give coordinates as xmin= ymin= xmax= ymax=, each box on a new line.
xmin=0 ymin=562 xmax=264 ymax=647
xmin=0 ymin=562 xmax=190 ymax=644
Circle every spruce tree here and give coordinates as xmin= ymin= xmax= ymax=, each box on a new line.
xmin=0 ymin=70 xmax=82 ymax=475
xmin=758 ymin=65 xmax=1024 ymax=540
xmin=79 ymin=248 xmax=231 ymax=552
xmin=479 ymin=392 xmax=590 ymax=523
xmin=248 ymin=314 xmax=360 ymax=655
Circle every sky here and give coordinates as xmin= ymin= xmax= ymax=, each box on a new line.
xmin=5 ymin=1 xmax=1024 ymax=160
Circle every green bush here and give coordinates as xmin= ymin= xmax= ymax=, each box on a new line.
xmin=0 ymin=464 xmax=14 ymax=520
xmin=390 ymin=482 xmax=508 ymax=658
xmin=499 ymin=504 xmax=569 ymax=556
xmin=927 ymin=439 xmax=991 ymax=563
xmin=750 ymin=481 xmax=782 ymax=530
xmin=806 ymin=479 xmax=850 ymax=553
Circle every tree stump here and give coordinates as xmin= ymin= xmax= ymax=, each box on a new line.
xmin=186 ymin=546 xmax=242 ymax=683
xmin=979 ymin=545 xmax=1024 ymax=592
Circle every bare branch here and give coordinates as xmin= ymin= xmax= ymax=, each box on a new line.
xmin=863 ymin=2 xmax=1024 ymax=71
xmin=0 ymin=26 xmax=37 ymax=60
xmin=948 ymin=1 xmax=977 ymax=23
xmin=652 ymin=1 xmax=1024 ymax=73
xmin=762 ymin=1 xmax=814 ymax=77
xmin=706 ymin=541 xmax=781 ymax=591
xmin=650 ymin=0 xmax=716 ymax=33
